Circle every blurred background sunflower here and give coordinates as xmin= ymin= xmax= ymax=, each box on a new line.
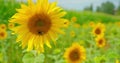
xmin=64 ymin=43 xmax=86 ymax=63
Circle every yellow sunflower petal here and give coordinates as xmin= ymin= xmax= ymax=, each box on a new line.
xmin=27 ymin=35 xmax=35 ymax=51
xmin=44 ymin=35 xmax=51 ymax=48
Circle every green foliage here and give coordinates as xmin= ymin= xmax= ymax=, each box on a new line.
xmin=116 ymin=2 xmax=120 ymax=15
xmin=65 ymin=11 xmax=120 ymax=24
xmin=22 ymin=52 xmax=45 ymax=63
xmin=96 ymin=1 xmax=115 ymax=15
xmin=0 ymin=0 xmax=20 ymax=24
xmin=0 ymin=31 xmax=23 ymax=63
xmin=96 ymin=6 xmax=101 ymax=12
xmin=84 ymin=4 xmax=93 ymax=12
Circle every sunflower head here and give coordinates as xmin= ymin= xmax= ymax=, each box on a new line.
xmin=0 ymin=30 xmax=7 ymax=40
xmin=89 ymin=21 xmax=95 ymax=27
xmin=8 ymin=22 xmax=15 ymax=30
xmin=63 ymin=20 xmax=70 ymax=28
xmin=82 ymin=24 xmax=88 ymax=28
xmin=92 ymin=23 xmax=105 ymax=36
xmin=95 ymin=36 xmax=106 ymax=48
xmin=115 ymin=22 xmax=120 ymax=27
xmin=73 ymin=23 xmax=80 ymax=28
xmin=116 ymin=59 xmax=119 ymax=63
xmin=70 ymin=31 xmax=76 ymax=37
xmin=0 ymin=24 xmax=6 ymax=30
xmin=9 ymin=0 xmax=67 ymax=53
xmin=71 ymin=16 xmax=77 ymax=22
xmin=64 ymin=43 xmax=86 ymax=63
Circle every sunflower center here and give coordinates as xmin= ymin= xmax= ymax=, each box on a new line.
xmin=64 ymin=22 xmax=67 ymax=24
xmin=0 ymin=32 xmax=4 ymax=37
xmin=69 ymin=49 xmax=80 ymax=61
xmin=28 ymin=14 xmax=51 ymax=35
xmin=1 ymin=26 xmax=5 ymax=29
xmin=10 ymin=24 xmax=13 ymax=27
xmin=95 ymin=28 xmax=101 ymax=34
xmin=99 ymin=39 xmax=103 ymax=44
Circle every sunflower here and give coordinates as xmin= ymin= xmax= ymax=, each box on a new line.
xmin=92 ymin=23 xmax=105 ymax=36
xmin=9 ymin=0 xmax=67 ymax=53
xmin=115 ymin=22 xmax=120 ymax=27
xmin=63 ymin=19 xmax=70 ymax=28
xmin=116 ymin=59 xmax=119 ymax=63
xmin=89 ymin=21 xmax=95 ymax=27
xmin=82 ymin=24 xmax=88 ymax=28
xmin=8 ymin=22 xmax=15 ymax=30
xmin=0 ymin=24 xmax=6 ymax=30
xmin=73 ymin=23 xmax=80 ymax=28
xmin=64 ymin=43 xmax=86 ymax=63
xmin=71 ymin=16 xmax=77 ymax=22
xmin=70 ymin=31 xmax=75 ymax=37
xmin=0 ymin=30 xmax=7 ymax=40
xmin=95 ymin=36 xmax=106 ymax=48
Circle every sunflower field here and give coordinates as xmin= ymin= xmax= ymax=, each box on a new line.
xmin=0 ymin=0 xmax=120 ymax=63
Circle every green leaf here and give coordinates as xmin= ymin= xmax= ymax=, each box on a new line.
xmin=34 ymin=54 xmax=45 ymax=63
xmin=22 ymin=53 xmax=35 ymax=63
xmin=55 ymin=59 xmax=65 ymax=63
xmin=53 ymin=48 xmax=61 ymax=54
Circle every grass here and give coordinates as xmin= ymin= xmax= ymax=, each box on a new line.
xmin=0 ymin=0 xmax=20 ymax=24
xmin=0 ymin=0 xmax=120 ymax=63
xmin=65 ymin=10 xmax=120 ymax=24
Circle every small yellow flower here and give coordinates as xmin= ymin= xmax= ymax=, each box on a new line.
xmin=73 ymin=23 xmax=80 ymax=28
xmin=71 ymin=16 xmax=77 ymax=22
xmin=8 ymin=22 xmax=15 ymax=30
xmin=64 ymin=43 xmax=86 ymax=63
xmin=0 ymin=30 xmax=7 ymax=40
xmin=82 ymin=24 xmax=88 ymax=28
xmin=70 ymin=31 xmax=75 ymax=37
xmin=116 ymin=59 xmax=119 ymax=63
xmin=0 ymin=24 xmax=6 ymax=30
xmin=63 ymin=20 xmax=70 ymax=28
xmin=95 ymin=36 xmax=106 ymax=48
xmin=115 ymin=22 xmax=120 ymax=27
xmin=92 ymin=23 xmax=105 ymax=36
xmin=89 ymin=21 xmax=95 ymax=27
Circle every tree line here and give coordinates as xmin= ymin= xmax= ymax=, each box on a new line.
xmin=84 ymin=1 xmax=120 ymax=15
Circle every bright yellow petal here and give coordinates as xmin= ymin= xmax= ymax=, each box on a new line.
xmin=27 ymin=34 xmax=35 ymax=51
xmin=44 ymin=35 xmax=51 ymax=48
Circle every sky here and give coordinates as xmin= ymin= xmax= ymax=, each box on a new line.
xmin=49 ymin=0 xmax=120 ymax=11
xmin=21 ymin=0 xmax=120 ymax=11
